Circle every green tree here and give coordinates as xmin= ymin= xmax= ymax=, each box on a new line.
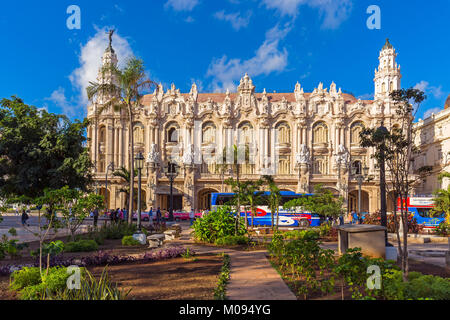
xmin=263 ymin=175 xmax=281 ymax=230
xmin=360 ymin=88 xmax=426 ymax=282
xmin=284 ymin=185 xmax=344 ymax=222
xmin=112 ymin=166 xmax=138 ymax=209
xmin=432 ymin=181 xmax=450 ymax=225
xmin=87 ymin=58 xmax=155 ymax=223
xmin=0 ymin=97 xmax=93 ymax=199
xmin=240 ymin=180 xmax=264 ymax=228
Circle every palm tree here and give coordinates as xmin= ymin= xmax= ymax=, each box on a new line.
xmin=87 ymin=58 xmax=156 ymax=224
xmin=240 ymin=180 xmax=264 ymax=228
xmin=112 ymin=166 xmax=138 ymax=209
xmin=263 ymin=175 xmax=281 ymax=231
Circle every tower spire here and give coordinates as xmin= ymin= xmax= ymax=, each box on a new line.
xmin=374 ymin=38 xmax=401 ymax=100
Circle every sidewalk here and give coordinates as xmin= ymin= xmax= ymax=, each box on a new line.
xmin=175 ymin=225 xmax=297 ymax=300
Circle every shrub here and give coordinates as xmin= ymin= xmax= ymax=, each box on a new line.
xmin=284 ymin=229 xmax=319 ymax=241
xmin=0 ymin=229 xmax=28 ymax=260
xmin=121 ymin=236 xmax=141 ymax=246
xmin=435 ymin=222 xmax=450 ymax=236
xmin=99 ymin=222 xmax=137 ymax=240
xmin=214 ymin=254 xmax=231 ymax=300
xmin=215 ymin=235 xmax=249 ymax=246
xmin=10 ymin=266 xmax=79 ymax=300
xmin=362 ymin=212 xmax=422 ymax=234
xmin=49 ymin=267 xmax=130 ymax=300
xmin=193 ymin=206 xmax=246 ymax=243
xmin=64 ymin=240 xmax=98 ymax=253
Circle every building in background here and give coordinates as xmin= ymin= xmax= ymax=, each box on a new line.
xmin=87 ymin=39 xmax=406 ymax=213
xmin=413 ymin=96 xmax=450 ymax=195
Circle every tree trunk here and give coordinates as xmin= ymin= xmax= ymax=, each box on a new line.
xmin=128 ymin=106 xmax=135 ymax=225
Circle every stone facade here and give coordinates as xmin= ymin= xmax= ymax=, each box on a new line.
xmin=412 ymin=101 xmax=450 ymax=195
xmin=87 ymin=39 xmax=406 ymax=213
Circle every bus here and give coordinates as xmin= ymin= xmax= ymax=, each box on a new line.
xmin=397 ymin=197 xmax=445 ymax=230
xmin=211 ymin=191 xmax=325 ymax=227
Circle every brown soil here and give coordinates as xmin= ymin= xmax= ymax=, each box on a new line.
xmin=1 ymin=254 xmax=223 ymax=300
xmin=89 ymin=254 xmax=223 ymax=300
xmin=405 ymin=259 xmax=449 ymax=277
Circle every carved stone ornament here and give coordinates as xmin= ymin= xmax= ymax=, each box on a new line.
xmin=295 ymin=144 xmax=311 ymax=165
xmin=147 ymin=144 xmax=160 ymax=163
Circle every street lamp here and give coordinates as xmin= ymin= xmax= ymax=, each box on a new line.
xmin=164 ymin=162 xmax=180 ymax=221
xmin=134 ymin=152 xmax=145 ymax=230
xmin=105 ymin=162 xmax=115 ymax=212
xmin=352 ymin=162 xmax=369 ymax=221
xmin=376 ymin=123 xmax=389 ymax=245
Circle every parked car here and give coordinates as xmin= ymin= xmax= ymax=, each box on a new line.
xmin=163 ymin=211 xmax=203 ymax=221
xmin=132 ymin=212 xmax=150 ymax=222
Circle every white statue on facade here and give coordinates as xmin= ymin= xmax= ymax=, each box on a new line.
xmin=147 ymin=144 xmax=160 ymax=163
xmin=183 ymin=144 xmax=194 ymax=165
xmin=334 ymin=144 xmax=350 ymax=166
xmin=295 ymin=144 xmax=310 ymax=165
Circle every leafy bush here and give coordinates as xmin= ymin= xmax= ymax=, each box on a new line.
xmin=283 ymin=229 xmax=319 ymax=240
xmin=30 ymin=241 xmax=65 ymax=258
xmin=193 ymin=206 xmax=246 ymax=243
xmin=268 ymin=231 xmax=335 ymax=298
xmin=214 ymin=254 xmax=231 ymax=300
xmin=49 ymin=267 xmax=130 ymax=300
xmin=362 ymin=212 xmax=422 ymax=234
xmin=10 ymin=266 xmax=79 ymax=300
xmin=121 ymin=236 xmax=142 ymax=246
xmin=64 ymin=240 xmax=98 ymax=253
xmin=0 ymin=229 xmax=28 ymax=260
xmin=381 ymin=269 xmax=450 ymax=300
xmin=214 ymin=235 xmax=249 ymax=246
xmin=435 ymin=222 xmax=450 ymax=236
xmin=98 ymin=222 xmax=137 ymax=240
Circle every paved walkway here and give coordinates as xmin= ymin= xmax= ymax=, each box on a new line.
xmin=172 ymin=224 xmax=296 ymax=300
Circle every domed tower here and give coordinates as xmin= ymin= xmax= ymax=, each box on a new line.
xmin=374 ymin=39 xmax=402 ymax=100
xmin=445 ymin=94 xmax=450 ymax=109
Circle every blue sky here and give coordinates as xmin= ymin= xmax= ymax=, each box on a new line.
xmin=0 ymin=0 xmax=449 ymax=121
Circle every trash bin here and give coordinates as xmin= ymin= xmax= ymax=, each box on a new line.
xmin=336 ymin=224 xmax=387 ymax=259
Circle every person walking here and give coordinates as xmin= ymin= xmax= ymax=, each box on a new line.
xmin=21 ymin=209 xmax=30 ymax=227
xmin=156 ymin=207 xmax=162 ymax=225
xmin=189 ymin=209 xmax=195 ymax=227
xmin=149 ymin=207 xmax=153 ymax=224
xmin=122 ymin=208 xmax=128 ymax=223
xmin=93 ymin=208 xmax=99 ymax=227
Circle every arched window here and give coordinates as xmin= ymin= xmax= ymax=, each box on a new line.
xmin=382 ymin=82 xmax=386 ymax=93
xmin=352 ymin=160 xmax=362 ymax=175
xmin=276 ymin=122 xmax=291 ymax=144
xmin=313 ymin=157 xmax=328 ymax=174
xmin=351 ymin=122 xmax=364 ymax=145
xmin=202 ymin=122 xmax=216 ymax=144
xmin=313 ymin=122 xmax=328 ymax=144
xmin=166 ymin=123 xmax=179 ymax=143
xmin=133 ymin=123 xmax=144 ymax=144
xmin=278 ymin=155 xmax=291 ymax=175
xmin=99 ymin=126 xmax=106 ymax=144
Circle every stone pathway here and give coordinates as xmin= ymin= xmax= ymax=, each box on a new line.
xmin=172 ymin=223 xmax=297 ymax=300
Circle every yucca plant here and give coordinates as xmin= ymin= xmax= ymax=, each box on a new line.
xmin=49 ymin=267 xmax=131 ymax=300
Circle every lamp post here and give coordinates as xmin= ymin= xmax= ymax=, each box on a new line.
xmin=134 ymin=152 xmax=145 ymax=230
xmin=105 ymin=162 xmax=114 ymax=212
xmin=352 ymin=163 xmax=369 ymax=220
xmin=164 ymin=162 xmax=179 ymax=221
xmin=376 ymin=123 xmax=389 ymax=245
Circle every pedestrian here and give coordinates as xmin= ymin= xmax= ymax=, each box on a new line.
xmin=116 ymin=208 xmax=122 ymax=222
xmin=110 ymin=209 xmax=115 ymax=223
xmin=21 ymin=209 xmax=30 ymax=227
xmin=189 ymin=209 xmax=195 ymax=227
xmin=122 ymin=208 xmax=127 ymax=222
xmin=93 ymin=208 xmax=99 ymax=227
xmin=156 ymin=207 xmax=162 ymax=225
xmin=149 ymin=207 xmax=153 ymax=223
xmin=339 ymin=215 xmax=344 ymax=226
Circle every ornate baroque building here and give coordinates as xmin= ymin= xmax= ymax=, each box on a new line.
xmin=412 ymin=96 xmax=450 ymax=195
xmin=87 ymin=39 xmax=405 ymax=213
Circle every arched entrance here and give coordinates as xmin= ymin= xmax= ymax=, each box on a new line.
xmin=348 ymin=189 xmax=370 ymax=213
xmin=198 ymin=188 xmax=219 ymax=211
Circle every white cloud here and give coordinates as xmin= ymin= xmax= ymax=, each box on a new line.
xmin=414 ymin=81 xmax=445 ymax=99
xmin=214 ymin=10 xmax=252 ymax=31
xmin=69 ymin=27 xmax=134 ymax=106
xmin=262 ymin=0 xmax=353 ymax=29
xmin=207 ymin=24 xmax=291 ymax=92
xmin=165 ymin=0 xmax=200 ymax=12
xmin=45 ymin=87 xmax=76 ymax=118
xmin=423 ymin=107 xmax=442 ymax=119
